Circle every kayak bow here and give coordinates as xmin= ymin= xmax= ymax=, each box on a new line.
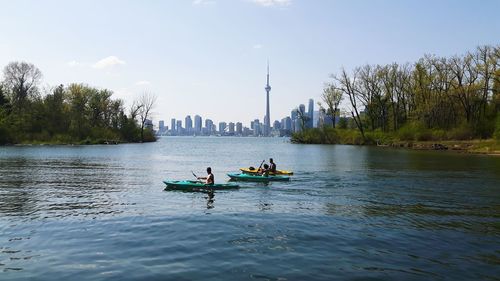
xmin=227 ymin=173 xmax=290 ymax=182
xmin=163 ymin=180 xmax=240 ymax=191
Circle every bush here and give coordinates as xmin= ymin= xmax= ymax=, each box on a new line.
xmin=397 ymin=123 xmax=418 ymax=141
xmin=0 ymin=125 xmax=13 ymax=144
xmin=494 ymin=116 xmax=500 ymax=140
xmin=447 ymin=124 xmax=474 ymax=140
xmin=365 ymin=129 xmax=393 ymax=145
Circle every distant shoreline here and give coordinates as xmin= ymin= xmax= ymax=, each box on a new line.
xmin=374 ymin=140 xmax=500 ymax=156
xmin=290 ymin=128 xmax=500 ymax=156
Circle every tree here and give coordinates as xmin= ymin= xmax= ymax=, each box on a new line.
xmin=295 ymin=106 xmax=309 ymax=132
xmin=136 ymin=92 xmax=157 ymax=142
xmin=2 ymin=62 xmax=42 ymax=110
xmin=334 ymin=68 xmax=366 ymax=140
xmin=322 ymin=82 xmax=343 ymax=128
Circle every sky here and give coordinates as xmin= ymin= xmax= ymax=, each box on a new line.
xmin=0 ymin=0 xmax=499 ymax=127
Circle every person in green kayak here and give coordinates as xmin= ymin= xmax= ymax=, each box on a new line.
xmin=197 ymin=167 xmax=214 ymax=185
xmin=269 ymin=158 xmax=277 ymax=173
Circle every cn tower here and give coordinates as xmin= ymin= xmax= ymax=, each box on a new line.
xmin=264 ymin=62 xmax=271 ymax=137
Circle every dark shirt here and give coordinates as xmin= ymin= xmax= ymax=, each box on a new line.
xmin=270 ymin=162 xmax=277 ymax=172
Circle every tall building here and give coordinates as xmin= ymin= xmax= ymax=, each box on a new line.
xmin=273 ymin=120 xmax=281 ymax=130
xmin=228 ymin=122 xmax=235 ymax=135
xmin=205 ymin=119 xmax=214 ymax=135
xmin=299 ymin=104 xmax=306 ymax=116
xmin=218 ymin=122 xmax=227 ymax=134
xmin=176 ymin=120 xmax=183 ymax=134
xmin=253 ymin=119 xmax=260 ymax=136
xmin=264 ymin=62 xmax=271 ymax=137
xmin=308 ymin=99 xmax=314 ymax=128
xmin=194 ymin=115 xmax=202 ymax=133
xmin=284 ymin=117 xmax=292 ymax=131
xmin=185 ymin=115 xmax=193 ymax=134
xmin=291 ymin=109 xmax=298 ymax=132
xmin=171 ymin=118 xmax=176 ymax=134
xmin=159 ymin=120 xmax=165 ymax=133
xmin=236 ymin=122 xmax=243 ymax=135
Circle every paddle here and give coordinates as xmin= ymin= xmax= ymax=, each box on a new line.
xmin=191 ymin=171 xmax=203 ymax=183
xmin=257 ymin=159 xmax=265 ymax=174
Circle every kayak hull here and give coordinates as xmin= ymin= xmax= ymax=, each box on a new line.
xmin=240 ymin=167 xmax=293 ymax=176
xmin=227 ymin=173 xmax=290 ymax=182
xmin=163 ymin=180 xmax=239 ymax=191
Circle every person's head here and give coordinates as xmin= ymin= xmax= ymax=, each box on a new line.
xmin=207 ymin=167 xmax=212 ymax=174
xmin=263 ymin=164 xmax=269 ymax=169
xmin=269 ymin=158 xmax=274 ymax=163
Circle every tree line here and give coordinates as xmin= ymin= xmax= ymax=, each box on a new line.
xmin=0 ymin=61 xmax=156 ymax=144
xmin=308 ymin=45 xmax=500 ymax=143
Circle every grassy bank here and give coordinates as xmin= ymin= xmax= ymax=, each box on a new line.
xmin=291 ymin=127 xmax=500 ymax=155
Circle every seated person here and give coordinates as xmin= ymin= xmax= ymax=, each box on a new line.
xmin=260 ymin=164 xmax=270 ymax=177
xmin=197 ymin=167 xmax=214 ymax=185
xmin=269 ymin=158 xmax=277 ymax=173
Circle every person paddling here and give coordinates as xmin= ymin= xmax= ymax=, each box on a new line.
xmin=269 ymin=158 xmax=277 ymax=173
xmin=197 ymin=167 xmax=214 ymax=185
xmin=260 ymin=164 xmax=270 ymax=177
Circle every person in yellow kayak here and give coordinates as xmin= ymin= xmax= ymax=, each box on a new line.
xmin=197 ymin=167 xmax=214 ymax=185
xmin=269 ymin=158 xmax=277 ymax=173
xmin=260 ymin=164 xmax=270 ymax=177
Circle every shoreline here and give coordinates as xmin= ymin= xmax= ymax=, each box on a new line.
xmin=375 ymin=139 xmax=500 ymax=156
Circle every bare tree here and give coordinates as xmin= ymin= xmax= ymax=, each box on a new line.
xmin=333 ymin=68 xmax=365 ymax=140
xmin=322 ymin=82 xmax=343 ymax=128
xmin=136 ymin=92 xmax=157 ymax=142
xmin=2 ymin=61 xmax=42 ymax=110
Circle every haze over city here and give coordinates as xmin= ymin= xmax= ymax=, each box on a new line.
xmin=1 ymin=0 xmax=499 ymax=125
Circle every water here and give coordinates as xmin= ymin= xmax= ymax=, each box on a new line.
xmin=1 ymin=137 xmax=499 ymax=280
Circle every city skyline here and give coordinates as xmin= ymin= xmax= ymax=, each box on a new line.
xmin=156 ymin=95 xmax=318 ymax=137
xmin=1 ymin=0 xmax=499 ymax=124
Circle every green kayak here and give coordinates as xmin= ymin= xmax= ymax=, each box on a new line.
xmin=227 ymin=173 xmax=290 ymax=182
xmin=163 ymin=180 xmax=240 ymax=191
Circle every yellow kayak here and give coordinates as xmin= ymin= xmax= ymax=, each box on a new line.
xmin=240 ymin=167 xmax=294 ymax=176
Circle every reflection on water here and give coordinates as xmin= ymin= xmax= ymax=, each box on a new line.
xmin=0 ymin=138 xmax=499 ymax=280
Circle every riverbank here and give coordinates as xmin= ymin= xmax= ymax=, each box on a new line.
xmin=1 ymin=137 xmax=156 ymax=146
xmin=380 ymin=139 xmax=500 ymax=155
xmin=291 ymin=128 xmax=500 ymax=155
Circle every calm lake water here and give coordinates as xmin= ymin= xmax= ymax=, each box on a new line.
xmin=1 ymin=137 xmax=499 ymax=280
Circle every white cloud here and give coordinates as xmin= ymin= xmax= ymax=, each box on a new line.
xmin=67 ymin=60 xmax=85 ymax=67
xmin=251 ymin=0 xmax=291 ymax=7
xmin=135 ymin=80 xmax=151 ymax=86
xmin=92 ymin=56 xmax=126 ymax=69
xmin=253 ymin=44 xmax=263 ymax=49
xmin=192 ymin=0 xmax=216 ymax=6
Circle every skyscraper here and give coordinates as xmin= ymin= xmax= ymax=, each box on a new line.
xmin=176 ymin=120 xmax=182 ymax=134
xmin=185 ymin=115 xmax=192 ymax=134
xmin=171 ymin=118 xmax=176 ymax=135
xmin=253 ymin=119 xmax=260 ymax=136
xmin=264 ymin=62 xmax=271 ymax=137
xmin=205 ymin=119 xmax=213 ymax=135
xmin=159 ymin=120 xmax=165 ymax=132
xmin=236 ymin=122 xmax=243 ymax=135
xmin=308 ymin=99 xmax=314 ymax=128
xmin=228 ymin=122 xmax=235 ymax=135
xmin=194 ymin=115 xmax=202 ymax=133
xmin=218 ymin=122 xmax=227 ymax=134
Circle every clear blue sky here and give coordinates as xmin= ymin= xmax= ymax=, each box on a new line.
xmin=0 ymin=0 xmax=499 ymax=126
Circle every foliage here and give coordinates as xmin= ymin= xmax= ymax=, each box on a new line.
xmin=494 ymin=116 xmax=500 ymax=140
xmin=295 ymin=45 xmax=500 ymax=145
xmin=0 ymin=62 xmax=156 ymax=145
